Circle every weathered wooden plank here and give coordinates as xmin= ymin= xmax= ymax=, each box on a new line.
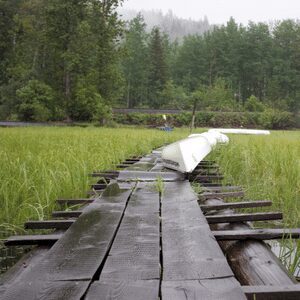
xmin=52 ymin=210 xmax=82 ymax=218
xmin=207 ymin=212 xmax=283 ymax=224
xmin=243 ymin=285 xmax=300 ymax=300
xmin=57 ymin=199 xmax=95 ymax=206
xmin=85 ymin=280 xmax=159 ymax=300
xmin=195 ymin=175 xmax=224 ymax=181
xmin=200 ymin=200 xmax=272 ymax=212
xmin=162 ymin=278 xmax=246 ymax=300
xmin=161 ymin=181 xmax=238 ymax=281
xmin=205 ymin=199 xmax=297 ymax=285
xmin=91 ymin=173 xmax=118 ymax=178
xmin=4 ymin=234 xmax=62 ymax=246
xmin=2 ymin=280 xmax=90 ymax=300
xmin=200 ymin=183 xmax=227 ymax=187
xmin=92 ymin=184 xmax=107 ymax=190
xmin=0 ymin=246 xmax=50 ymax=296
xmin=25 ymin=220 xmax=75 ymax=230
xmin=100 ymin=182 xmax=160 ymax=281
xmin=202 ymin=185 xmax=243 ymax=192
xmin=199 ymin=191 xmax=245 ymax=200
xmin=213 ymin=229 xmax=300 ymax=240
xmin=118 ymin=170 xmax=185 ymax=182
xmin=2 ymin=183 xmax=134 ymax=299
xmin=116 ymin=164 xmax=131 ymax=168
xmin=195 ymin=164 xmax=219 ymax=170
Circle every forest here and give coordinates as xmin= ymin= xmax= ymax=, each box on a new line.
xmin=0 ymin=0 xmax=299 ymax=125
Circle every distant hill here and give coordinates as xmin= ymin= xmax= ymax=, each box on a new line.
xmin=118 ymin=9 xmax=212 ymax=41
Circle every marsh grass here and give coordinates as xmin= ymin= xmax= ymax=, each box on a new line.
xmin=0 ymin=127 xmax=187 ymax=234
xmin=208 ymin=130 xmax=300 ymax=274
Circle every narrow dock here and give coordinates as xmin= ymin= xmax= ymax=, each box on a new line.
xmin=1 ymin=148 xmax=300 ymax=299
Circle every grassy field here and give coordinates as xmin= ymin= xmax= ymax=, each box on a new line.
xmin=0 ymin=127 xmax=299 ymax=273
xmin=0 ymin=127 xmax=187 ymax=235
xmin=209 ymin=130 xmax=300 ymax=275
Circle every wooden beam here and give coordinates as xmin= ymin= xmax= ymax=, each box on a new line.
xmin=199 ymin=191 xmax=245 ymax=200
xmin=91 ymin=184 xmax=107 ymax=190
xmin=202 ymin=186 xmax=243 ymax=192
xmin=200 ymin=200 xmax=272 ymax=212
xmin=52 ymin=210 xmax=82 ymax=218
xmin=57 ymin=199 xmax=95 ymax=206
xmin=243 ymin=285 xmax=300 ymax=300
xmin=116 ymin=164 xmax=131 ymax=169
xmin=213 ymin=229 xmax=300 ymax=241
xmin=25 ymin=220 xmax=75 ymax=230
xmin=90 ymin=173 xmax=118 ymax=179
xmin=4 ymin=234 xmax=62 ymax=246
xmin=200 ymin=183 xmax=227 ymax=187
xmin=196 ymin=175 xmax=224 ymax=181
xmin=195 ymin=164 xmax=219 ymax=170
xmin=207 ymin=212 xmax=282 ymax=224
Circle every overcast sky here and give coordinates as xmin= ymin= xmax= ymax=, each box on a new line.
xmin=121 ymin=0 xmax=300 ymax=24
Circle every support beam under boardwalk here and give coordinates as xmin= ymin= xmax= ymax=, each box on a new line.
xmin=200 ymin=200 xmax=272 ymax=212
xmin=206 ymin=212 xmax=283 ymax=224
xmin=4 ymin=234 xmax=62 ymax=246
xmin=213 ymin=228 xmax=300 ymax=240
xmin=242 ymin=285 xmax=300 ymax=300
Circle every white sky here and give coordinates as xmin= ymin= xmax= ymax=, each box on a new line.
xmin=121 ymin=0 xmax=300 ymax=24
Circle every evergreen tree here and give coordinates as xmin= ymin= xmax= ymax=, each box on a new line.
xmin=148 ymin=27 xmax=169 ymax=108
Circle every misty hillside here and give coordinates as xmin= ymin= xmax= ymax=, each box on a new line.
xmin=119 ymin=9 xmax=212 ymax=40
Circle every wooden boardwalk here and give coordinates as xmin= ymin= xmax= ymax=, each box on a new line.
xmin=1 ymin=149 xmax=300 ymax=299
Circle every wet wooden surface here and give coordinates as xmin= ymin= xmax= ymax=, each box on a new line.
xmin=3 ymin=150 xmax=300 ymax=299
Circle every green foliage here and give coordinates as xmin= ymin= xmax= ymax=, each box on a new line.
xmin=0 ymin=127 xmax=187 ymax=230
xmin=148 ymin=27 xmax=169 ymax=108
xmin=114 ymin=111 xmax=296 ymax=129
xmin=259 ymin=109 xmax=295 ymax=129
xmin=245 ymin=95 xmax=266 ymax=112
xmin=16 ymin=80 xmax=55 ymax=121
xmin=68 ymin=82 xmax=111 ymax=123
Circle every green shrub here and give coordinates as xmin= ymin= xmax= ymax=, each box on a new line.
xmin=259 ymin=109 xmax=295 ymax=129
xmin=245 ymin=95 xmax=266 ymax=112
xmin=16 ymin=80 xmax=54 ymax=121
xmin=113 ymin=110 xmax=297 ymax=129
xmin=69 ymin=83 xmax=112 ymax=123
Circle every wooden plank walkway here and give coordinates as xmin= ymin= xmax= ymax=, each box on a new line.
xmin=2 ymin=150 xmax=300 ymax=299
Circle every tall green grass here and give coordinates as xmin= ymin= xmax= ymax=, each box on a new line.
xmin=209 ymin=130 xmax=300 ymax=275
xmin=0 ymin=127 xmax=187 ymax=234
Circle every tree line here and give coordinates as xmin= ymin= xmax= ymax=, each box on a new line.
xmin=0 ymin=1 xmax=299 ymax=122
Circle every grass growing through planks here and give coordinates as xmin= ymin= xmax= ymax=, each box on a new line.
xmin=207 ymin=130 xmax=300 ymax=274
xmin=0 ymin=127 xmax=187 ymax=236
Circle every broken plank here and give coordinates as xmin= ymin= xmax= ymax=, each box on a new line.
xmin=200 ymin=200 xmax=272 ymax=212
xmin=52 ymin=210 xmax=82 ymax=218
xmin=199 ymin=191 xmax=245 ymax=200
xmin=4 ymin=234 xmax=62 ymax=246
xmin=213 ymin=229 xmax=300 ymax=240
xmin=25 ymin=220 xmax=75 ymax=230
xmin=57 ymin=199 xmax=95 ymax=206
xmin=206 ymin=212 xmax=282 ymax=224
xmin=242 ymin=285 xmax=300 ymax=300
